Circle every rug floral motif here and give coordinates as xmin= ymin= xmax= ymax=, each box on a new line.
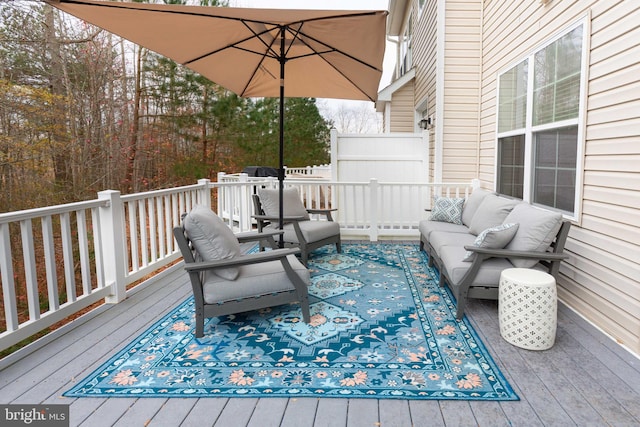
xmin=65 ymin=243 xmax=518 ymax=400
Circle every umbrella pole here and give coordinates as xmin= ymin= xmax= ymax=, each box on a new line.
xmin=278 ymin=26 xmax=285 ymax=249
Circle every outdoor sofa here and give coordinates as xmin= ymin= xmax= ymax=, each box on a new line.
xmin=419 ymin=188 xmax=571 ymax=319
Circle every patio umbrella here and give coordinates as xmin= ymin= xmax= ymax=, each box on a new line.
xmin=46 ymin=0 xmax=387 ymax=244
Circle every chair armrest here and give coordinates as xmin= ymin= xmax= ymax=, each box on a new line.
xmin=184 ymin=248 xmax=301 ymax=272
xmin=252 ymin=214 xmax=307 ymax=222
xmin=306 ymin=208 xmax=336 ymax=221
xmin=306 ymin=208 xmax=337 ymax=214
xmin=235 ymin=230 xmax=283 ymax=249
xmin=235 ymin=230 xmax=283 ymax=243
xmin=463 ymin=246 xmax=569 ymax=261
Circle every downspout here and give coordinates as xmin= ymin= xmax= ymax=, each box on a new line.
xmin=386 ymin=35 xmax=399 ymax=133
xmin=435 ymin=0 xmax=446 ymax=183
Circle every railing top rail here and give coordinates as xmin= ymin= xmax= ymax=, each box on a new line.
xmin=0 ymin=199 xmax=108 ymax=224
xmin=120 ymin=183 xmax=205 ymax=201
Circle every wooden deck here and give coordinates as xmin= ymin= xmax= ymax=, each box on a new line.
xmin=1 ymin=243 xmax=639 ymax=427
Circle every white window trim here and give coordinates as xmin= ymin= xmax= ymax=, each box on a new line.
xmin=494 ymin=16 xmax=590 ymax=222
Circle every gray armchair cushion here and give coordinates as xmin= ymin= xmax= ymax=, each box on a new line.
xmin=461 ymin=188 xmax=492 ymax=227
xmin=202 ymin=254 xmax=309 ymax=304
xmin=463 ymin=223 xmax=519 ymax=261
xmin=266 ymin=220 xmax=340 ymax=244
xmin=258 ymin=187 xmax=310 ymax=220
xmin=503 ymin=203 xmax=563 ymax=268
xmin=468 ymin=194 xmax=519 ymax=235
xmin=183 ymin=205 xmax=241 ymax=280
xmin=429 ymin=196 xmax=465 ymax=224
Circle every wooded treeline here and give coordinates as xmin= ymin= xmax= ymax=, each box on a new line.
xmin=0 ymin=1 xmax=332 ymax=213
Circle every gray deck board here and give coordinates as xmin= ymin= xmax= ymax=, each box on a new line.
xmin=147 ymin=399 xmax=198 ymax=427
xmin=1 ymin=246 xmax=639 ymax=427
xmin=346 ymin=399 xmax=380 ymax=427
xmin=378 ymin=399 xmax=412 ymax=427
xmin=280 ymin=397 xmax=318 ymax=427
xmin=247 ymin=398 xmax=287 ymax=427
xmin=407 ymin=401 xmax=445 ymax=426
xmin=315 ymin=398 xmax=348 ymax=427
xmin=181 ymin=398 xmax=226 ymax=426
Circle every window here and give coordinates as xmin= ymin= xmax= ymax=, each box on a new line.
xmin=496 ymin=22 xmax=585 ymax=215
xmin=418 ymin=0 xmax=427 ymax=14
xmin=399 ymin=16 xmax=412 ymax=76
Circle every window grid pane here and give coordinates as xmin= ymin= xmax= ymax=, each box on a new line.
xmin=533 ymin=26 xmax=582 ymax=126
xmin=498 ymin=60 xmax=528 ymax=133
xmin=498 ymin=135 xmax=525 ymax=199
xmin=533 ymin=127 xmax=577 ymax=212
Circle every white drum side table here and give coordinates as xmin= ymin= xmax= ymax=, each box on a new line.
xmin=498 ymin=268 xmax=557 ymax=350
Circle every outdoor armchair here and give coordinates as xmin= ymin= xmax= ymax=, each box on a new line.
xmin=252 ymin=187 xmax=341 ymax=265
xmin=173 ymin=205 xmax=311 ymax=338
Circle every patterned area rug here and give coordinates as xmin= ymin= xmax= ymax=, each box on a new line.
xmin=65 ymin=243 xmax=517 ymax=400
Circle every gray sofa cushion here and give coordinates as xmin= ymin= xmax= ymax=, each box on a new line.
xmin=462 ymin=188 xmax=492 ymax=227
xmin=503 ymin=203 xmax=563 ymax=268
xmin=258 ymin=187 xmax=310 ymax=221
xmin=468 ymin=194 xmax=519 ymax=235
xmin=429 ymin=231 xmax=476 ymax=254
xmin=419 ymin=219 xmax=469 ymax=242
xmin=183 ymin=205 xmax=241 ymax=280
xmin=429 ymin=196 xmax=465 ymax=224
xmin=439 ymin=245 xmax=515 ymax=287
xmin=202 ymin=254 xmax=309 ymax=304
xmin=463 ymin=223 xmax=519 ymax=261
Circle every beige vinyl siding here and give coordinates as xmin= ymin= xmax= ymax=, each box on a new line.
xmin=479 ymin=0 xmax=640 ymax=353
xmin=389 ymin=81 xmax=416 ymax=132
xmin=413 ymin=0 xmax=438 ymax=111
xmin=413 ymin=0 xmax=438 ymax=182
xmin=441 ymin=0 xmax=482 ymax=182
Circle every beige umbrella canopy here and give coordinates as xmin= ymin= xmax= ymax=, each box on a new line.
xmin=46 ymin=0 xmax=387 ymax=240
xmin=47 ymin=0 xmax=386 ymax=100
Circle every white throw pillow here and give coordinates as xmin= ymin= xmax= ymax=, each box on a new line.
xmin=463 ymin=223 xmax=519 ymax=262
xmin=183 ymin=205 xmax=241 ymax=280
xmin=429 ymin=196 xmax=465 ymax=225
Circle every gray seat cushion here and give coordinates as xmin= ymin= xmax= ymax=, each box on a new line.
xmin=439 ymin=245 xmax=515 ymax=287
xmin=265 ymin=220 xmax=340 ymax=244
xmin=202 ymin=255 xmax=309 ymax=304
xmin=419 ymin=219 xmax=469 ymax=242
xmin=428 ymin=231 xmax=476 ymax=254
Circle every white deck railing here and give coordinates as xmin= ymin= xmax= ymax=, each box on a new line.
xmin=0 ymin=177 xmax=476 ymax=355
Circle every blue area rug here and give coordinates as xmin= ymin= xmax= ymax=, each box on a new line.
xmin=65 ymin=243 xmax=517 ymax=400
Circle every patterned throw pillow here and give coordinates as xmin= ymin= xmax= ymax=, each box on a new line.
xmin=429 ymin=196 xmax=465 ymax=225
xmin=463 ymin=223 xmax=519 ymax=262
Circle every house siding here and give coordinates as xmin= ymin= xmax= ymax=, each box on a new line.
xmin=414 ymin=0 xmax=438 ymax=181
xmin=441 ymin=0 xmax=482 ymax=182
xmin=390 ymin=81 xmax=416 ymax=132
xmin=478 ymin=0 xmax=640 ymax=354
xmin=384 ymin=0 xmax=639 ymax=354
